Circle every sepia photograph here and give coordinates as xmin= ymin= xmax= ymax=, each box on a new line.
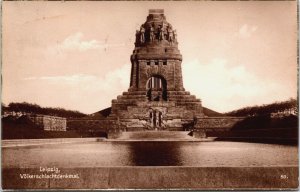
xmin=1 ymin=1 xmax=298 ymax=190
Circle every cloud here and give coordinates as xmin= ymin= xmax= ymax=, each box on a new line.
xmin=60 ymin=32 xmax=101 ymax=51
xmin=22 ymin=64 xmax=131 ymax=113
xmin=182 ymin=59 xmax=286 ymax=112
xmin=23 ymin=64 xmax=130 ymax=90
xmin=24 ymin=74 xmax=98 ymax=84
xmin=21 ymin=60 xmax=293 ymax=114
xmin=239 ymin=24 xmax=257 ymax=38
xmin=100 ymin=64 xmax=131 ymax=89
xmin=54 ymin=32 xmax=125 ymax=52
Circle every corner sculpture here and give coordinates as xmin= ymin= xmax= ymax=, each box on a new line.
xmin=136 ymin=15 xmax=176 ymax=44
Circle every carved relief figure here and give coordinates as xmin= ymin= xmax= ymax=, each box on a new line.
xmin=150 ymin=26 xmax=155 ymax=42
xmin=173 ymin=30 xmax=177 ymax=42
xmin=167 ymin=26 xmax=173 ymax=43
xmin=148 ymin=109 xmax=164 ymax=129
xmin=159 ymin=111 xmax=162 ymax=127
xmin=149 ymin=110 xmax=153 ymax=127
xmin=135 ymin=30 xmax=140 ymax=45
xmin=153 ymin=110 xmax=157 ymax=128
xmin=158 ymin=25 xmax=164 ymax=41
xmin=156 ymin=112 xmax=160 ymax=127
xmin=140 ymin=26 xmax=145 ymax=43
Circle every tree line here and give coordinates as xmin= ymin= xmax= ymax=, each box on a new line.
xmin=2 ymin=102 xmax=87 ymax=118
xmin=225 ymin=98 xmax=298 ymax=117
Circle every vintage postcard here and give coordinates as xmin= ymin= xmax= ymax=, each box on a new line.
xmin=1 ymin=1 xmax=298 ymax=190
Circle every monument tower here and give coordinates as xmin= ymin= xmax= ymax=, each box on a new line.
xmin=109 ymin=9 xmax=204 ymax=131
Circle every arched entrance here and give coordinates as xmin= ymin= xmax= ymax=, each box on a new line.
xmin=146 ymin=75 xmax=167 ymax=101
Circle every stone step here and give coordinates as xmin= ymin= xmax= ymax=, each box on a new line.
xmin=169 ymin=99 xmax=199 ymax=102
xmin=112 ymin=100 xmax=138 ymax=105
xmin=170 ymin=98 xmax=201 ymax=102
xmin=168 ymin=95 xmax=196 ymax=99
xmin=167 ymin=91 xmax=190 ymax=95
xmin=123 ymin=91 xmax=146 ymax=95
xmin=111 ymin=103 xmax=135 ymax=111
xmin=117 ymin=95 xmax=147 ymax=100
xmin=136 ymin=101 xmax=176 ymax=107
xmin=176 ymin=100 xmax=201 ymax=104
xmin=117 ymin=131 xmax=196 ymax=140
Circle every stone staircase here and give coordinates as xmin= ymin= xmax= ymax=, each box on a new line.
xmin=116 ymin=131 xmax=197 ymax=141
xmin=108 ymin=89 xmax=204 ymax=131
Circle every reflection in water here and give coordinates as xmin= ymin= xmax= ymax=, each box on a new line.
xmin=127 ymin=142 xmax=183 ymax=166
xmin=2 ymin=141 xmax=298 ymax=168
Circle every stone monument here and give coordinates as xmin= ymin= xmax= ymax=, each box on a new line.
xmin=108 ymin=9 xmax=204 ymax=132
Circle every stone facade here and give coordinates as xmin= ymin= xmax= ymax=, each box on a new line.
xmin=67 ymin=119 xmax=112 ymax=131
xmin=195 ymin=117 xmax=245 ymax=130
xmin=193 ymin=117 xmax=245 ymax=138
xmin=108 ymin=9 xmax=204 ymax=131
xmin=30 ymin=114 xmax=67 ymax=131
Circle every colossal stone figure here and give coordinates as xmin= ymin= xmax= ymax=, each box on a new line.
xmin=159 ymin=111 xmax=162 ymax=127
xmin=135 ymin=30 xmax=140 ymax=45
xmin=149 ymin=110 xmax=153 ymax=127
xmin=150 ymin=26 xmax=155 ymax=42
xmin=153 ymin=111 xmax=157 ymax=128
xmin=155 ymin=111 xmax=160 ymax=127
xmin=140 ymin=26 xmax=145 ymax=43
xmin=158 ymin=25 xmax=164 ymax=41
xmin=167 ymin=26 xmax=173 ymax=43
xmin=173 ymin=30 xmax=177 ymax=43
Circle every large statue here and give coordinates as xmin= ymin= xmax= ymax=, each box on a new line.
xmin=140 ymin=26 xmax=145 ymax=43
xmin=167 ymin=26 xmax=173 ymax=43
xmin=158 ymin=25 xmax=164 ymax=41
xmin=150 ymin=26 xmax=155 ymax=42
xmin=173 ymin=30 xmax=177 ymax=43
xmin=135 ymin=30 xmax=140 ymax=45
xmin=155 ymin=111 xmax=160 ymax=127
xmin=158 ymin=111 xmax=162 ymax=127
xmin=153 ymin=111 xmax=157 ymax=128
xmin=163 ymin=23 xmax=168 ymax=40
xmin=149 ymin=110 xmax=153 ymax=127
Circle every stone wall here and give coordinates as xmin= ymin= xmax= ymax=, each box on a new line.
xmin=209 ymin=127 xmax=297 ymax=139
xmin=193 ymin=117 xmax=245 ymax=138
xmin=195 ymin=117 xmax=245 ymax=129
xmin=68 ymin=115 xmax=244 ymax=135
xmin=30 ymin=115 xmax=67 ymax=131
xmin=43 ymin=116 xmax=67 ymax=131
xmin=193 ymin=116 xmax=298 ymax=141
xmin=67 ymin=119 xmax=128 ymax=139
xmin=67 ymin=119 xmax=113 ymax=131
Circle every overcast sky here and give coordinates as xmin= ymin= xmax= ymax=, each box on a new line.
xmin=2 ymin=1 xmax=297 ymax=114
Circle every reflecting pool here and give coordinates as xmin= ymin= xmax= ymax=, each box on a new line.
xmin=2 ymin=141 xmax=298 ymax=168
